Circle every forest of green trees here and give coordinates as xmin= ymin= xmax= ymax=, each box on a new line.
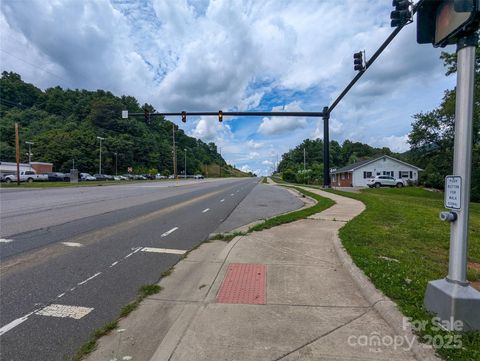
xmin=0 ymin=72 xmax=249 ymax=177
xmin=278 ymin=50 xmax=480 ymax=201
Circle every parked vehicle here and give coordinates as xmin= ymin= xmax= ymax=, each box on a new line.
xmin=4 ymin=171 xmax=48 ymax=183
xmin=168 ymin=175 xmax=175 ymax=179
xmin=367 ymin=176 xmax=406 ymax=188
xmin=80 ymin=173 xmax=96 ymax=181
xmin=93 ymin=174 xmax=109 ymax=181
xmin=194 ymin=174 xmax=204 ymax=179
xmin=155 ymin=174 xmax=167 ymax=180
xmin=47 ymin=172 xmax=66 ymax=182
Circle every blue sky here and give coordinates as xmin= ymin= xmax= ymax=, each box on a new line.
xmin=0 ymin=0 xmax=456 ymax=175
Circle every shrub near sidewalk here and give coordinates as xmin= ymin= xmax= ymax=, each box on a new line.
xmin=325 ymin=187 xmax=480 ymax=361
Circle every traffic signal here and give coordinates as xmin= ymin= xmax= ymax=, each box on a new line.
xmin=181 ymin=111 xmax=187 ymax=123
xmin=353 ymin=52 xmax=364 ymax=71
xmin=391 ymin=0 xmax=412 ymax=27
xmin=218 ymin=110 xmax=223 ymax=122
xmin=417 ymin=0 xmax=479 ymax=47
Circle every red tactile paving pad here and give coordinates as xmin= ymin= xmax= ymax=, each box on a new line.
xmin=216 ymin=263 xmax=266 ymax=304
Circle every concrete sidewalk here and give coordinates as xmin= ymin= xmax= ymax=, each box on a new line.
xmin=86 ymin=187 xmax=434 ymax=361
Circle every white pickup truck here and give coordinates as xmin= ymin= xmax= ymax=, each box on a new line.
xmin=4 ymin=171 xmax=48 ymax=183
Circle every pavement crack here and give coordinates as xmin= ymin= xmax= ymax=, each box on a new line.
xmin=272 ymin=309 xmax=372 ymax=361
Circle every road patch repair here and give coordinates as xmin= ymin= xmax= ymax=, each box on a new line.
xmin=85 ymin=186 xmax=438 ymax=361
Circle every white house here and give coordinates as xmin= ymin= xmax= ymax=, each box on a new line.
xmin=330 ymin=155 xmax=422 ymax=187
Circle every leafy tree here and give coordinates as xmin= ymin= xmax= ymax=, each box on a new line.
xmin=408 ymin=48 xmax=479 ymax=201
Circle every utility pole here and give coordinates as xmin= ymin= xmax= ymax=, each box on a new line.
xmin=15 ymin=123 xmax=20 ymax=186
xmin=303 ymin=148 xmax=306 ymax=171
xmin=184 ymin=149 xmax=187 ymax=179
xmin=97 ymin=136 xmax=105 ymax=175
xmin=219 ymin=147 xmax=222 ymax=178
xmin=25 ymin=141 xmax=34 ymax=169
xmin=114 ymin=152 xmax=118 ymax=176
xmin=425 ymin=32 xmax=480 ymax=331
xmin=172 ymin=124 xmax=177 ymax=178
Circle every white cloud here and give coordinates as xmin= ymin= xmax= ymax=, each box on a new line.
xmin=0 ymin=0 xmax=454 ymax=176
xmin=376 ymin=134 xmax=410 ymax=153
xmin=258 ymin=102 xmax=308 ymax=135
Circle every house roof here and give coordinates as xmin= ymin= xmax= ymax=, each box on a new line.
xmin=330 ymin=155 xmax=422 ymax=174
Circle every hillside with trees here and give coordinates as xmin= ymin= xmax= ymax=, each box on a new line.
xmin=0 ymin=72 xmax=252 ymax=177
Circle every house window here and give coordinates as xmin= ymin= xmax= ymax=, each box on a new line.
xmin=383 ymin=171 xmax=393 ymax=177
xmin=363 ymin=171 xmax=372 ymax=179
xmin=399 ymin=171 xmax=409 ymax=178
xmin=341 ymin=173 xmax=345 ymax=180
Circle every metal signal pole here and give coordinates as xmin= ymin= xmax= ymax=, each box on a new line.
xmin=172 ymin=124 xmax=177 ymax=178
xmin=425 ymin=32 xmax=480 ymax=331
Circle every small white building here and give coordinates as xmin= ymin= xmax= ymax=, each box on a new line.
xmin=331 ymin=155 xmax=422 ymax=187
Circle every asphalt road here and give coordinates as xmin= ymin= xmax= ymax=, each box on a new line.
xmin=0 ymin=178 xmax=302 ymax=361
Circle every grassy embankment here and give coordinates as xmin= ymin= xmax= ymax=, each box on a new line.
xmin=324 ymin=187 xmax=480 ymax=360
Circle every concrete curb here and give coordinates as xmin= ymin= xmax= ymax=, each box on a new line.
xmin=324 ymin=193 xmax=441 ymax=361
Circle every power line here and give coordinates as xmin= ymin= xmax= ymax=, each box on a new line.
xmin=0 ymin=49 xmax=72 ymax=85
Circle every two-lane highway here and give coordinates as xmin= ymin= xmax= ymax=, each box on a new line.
xmin=0 ymin=178 xmax=302 ymax=360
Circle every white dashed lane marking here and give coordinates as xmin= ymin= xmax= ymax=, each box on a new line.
xmin=35 ymin=304 xmax=94 ymax=319
xmin=61 ymin=242 xmax=83 ymax=247
xmin=0 ymin=238 xmax=14 ymax=243
xmin=202 ymin=208 xmax=210 ymax=213
xmin=230 ymin=193 xmax=234 ymax=196
xmin=77 ymin=272 xmax=101 ymax=286
xmin=141 ymin=247 xmax=186 ymax=255
xmin=110 ymin=261 xmax=119 ymax=268
xmin=220 ymin=199 xmax=225 ymax=202
xmin=161 ymin=227 xmax=179 ymax=237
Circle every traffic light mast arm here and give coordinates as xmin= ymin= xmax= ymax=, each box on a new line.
xmin=126 ymin=110 xmax=327 ymax=118
xmin=329 ymin=1 xmax=421 ymax=113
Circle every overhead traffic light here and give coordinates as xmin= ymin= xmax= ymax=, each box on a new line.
xmin=353 ymin=51 xmax=365 ymax=71
xmin=218 ymin=110 xmax=223 ymax=122
xmin=181 ymin=111 xmax=187 ymax=123
xmin=391 ymin=0 xmax=412 ymax=27
xmin=417 ymin=0 xmax=479 ymax=47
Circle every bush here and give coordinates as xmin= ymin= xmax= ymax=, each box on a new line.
xmin=282 ymin=169 xmax=296 ymax=183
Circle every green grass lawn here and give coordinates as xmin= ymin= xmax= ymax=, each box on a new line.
xmin=325 ymin=187 xmax=480 ymax=360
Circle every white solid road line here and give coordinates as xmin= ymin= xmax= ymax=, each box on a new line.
xmin=161 ymin=227 xmax=179 ymax=237
xmin=220 ymin=199 xmax=225 ymax=202
xmin=61 ymin=242 xmax=83 ymax=247
xmin=0 ymin=238 xmax=13 ymax=243
xmin=202 ymin=208 xmax=210 ymax=213
xmin=77 ymin=272 xmax=101 ymax=286
xmin=0 ymin=311 xmax=36 ymax=336
xmin=141 ymin=247 xmax=187 ymax=255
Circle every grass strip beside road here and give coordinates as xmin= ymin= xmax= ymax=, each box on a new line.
xmin=324 ymin=187 xmax=480 ymax=361
xmin=0 ymin=180 xmax=147 ymax=188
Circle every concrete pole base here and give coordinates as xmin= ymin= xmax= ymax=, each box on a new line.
xmin=424 ymin=278 xmax=480 ymax=331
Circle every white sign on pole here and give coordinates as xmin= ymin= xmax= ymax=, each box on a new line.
xmin=445 ymin=175 xmax=462 ymax=210
xmin=122 ymin=110 xmax=129 ymax=119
